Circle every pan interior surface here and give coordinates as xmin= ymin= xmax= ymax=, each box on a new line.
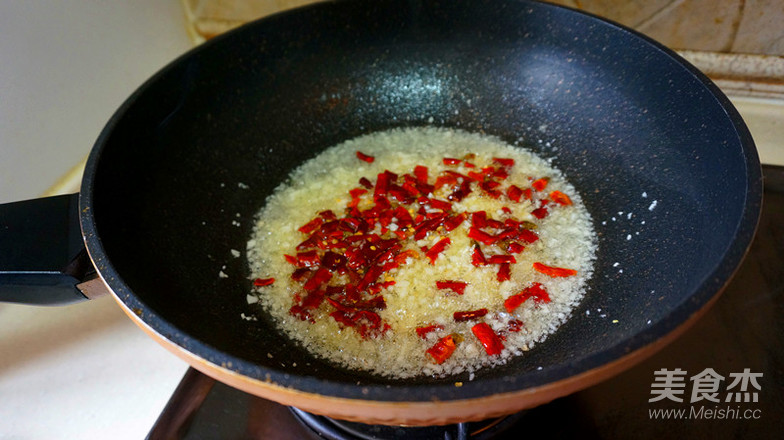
xmin=81 ymin=0 xmax=760 ymax=405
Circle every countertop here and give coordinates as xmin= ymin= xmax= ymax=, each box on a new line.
xmin=0 ymin=2 xmax=192 ymax=439
xmin=0 ymin=2 xmax=782 ymax=440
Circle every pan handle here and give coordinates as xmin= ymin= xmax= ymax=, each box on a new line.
xmin=0 ymin=194 xmax=105 ymax=305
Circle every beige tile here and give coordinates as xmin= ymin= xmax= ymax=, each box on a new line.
xmin=637 ymin=0 xmax=745 ymax=52
xmin=184 ymin=0 xmax=318 ymax=21
xmin=569 ymin=0 xmax=675 ymax=27
xmin=731 ymin=0 xmax=784 ymax=54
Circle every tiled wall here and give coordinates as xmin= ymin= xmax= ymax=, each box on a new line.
xmin=182 ymin=0 xmax=784 ymax=56
xmin=552 ymin=0 xmax=784 ymax=55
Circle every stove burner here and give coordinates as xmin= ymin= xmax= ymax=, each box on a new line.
xmin=289 ymin=407 xmax=525 ymax=440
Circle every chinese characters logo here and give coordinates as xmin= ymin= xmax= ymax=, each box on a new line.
xmin=649 ymin=368 xmax=762 ymax=403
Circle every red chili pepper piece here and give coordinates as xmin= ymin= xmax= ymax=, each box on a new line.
xmin=356 ymin=151 xmax=375 ymax=163
xmin=533 ymin=262 xmax=578 ymax=277
xmin=507 ymin=185 xmax=523 ymax=202
xmin=447 ymin=180 xmax=472 ymax=202
xmin=293 ymin=240 xmax=317 ymax=257
xmin=453 ymin=308 xmax=488 ymax=322
xmin=496 ymin=263 xmax=511 ymax=282
xmin=434 ymin=173 xmax=458 ymax=190
xmin=436 ymin=280 xmax=468 ymax=295
xmin=443 ymin=213 xmax=466 ymax=231
xmin=330 ymin=310 xmax=355 ymax=327
xmin=303 ymin=267 xmax=332 ymax=291
xmin=467 ymin=227 xmax=497 ymax=245
xmin=298 ymin=217 xmax=323 ymax=234
xmin=416 ymin=324 xmax=444 ymax=339
xmin=493 ymin=157 xmax=515 ymax=167
xmin=321 ymin=251 xmax=347 ymax=270
xmin=374 ymin=172 xmax=390 ymax=200
xmin=492 ymin=168 xmax=509 ymax=180
xmin=424 ymin=237 xmax=451 ymax=264
xmin=496 ymin=230 xmax=518 ymax=242
xmin=284 ymin=254 xmax=299 ymax=266
xmin=291 ymin=267 xmax=311 ymax=281
xmin=471 ymin=245 xmax=487 ymax=266
xmin=531 ymin=206 xmax=548 ymax=219
xmin=488 ymin=255 xmax=516 ymax=264
xmin=301 ymin=289 xmax=326 ymax=309
xmin=357 ymin=264 xmax=385 ymax=291
xmin=507 ymin=242 xmax=525 ymax=254
xmin=517 ymin=229 xmax=539 ymax=243
xmin=549 ymin=190 xmax=573 ymax=206
xmin=427 ymin=198 xmax=452 ymax=212
xmin=401 ymin=181 xmax=420 ymax=198
xmin=426 ymin=335 xmax=458 ymax=364
xmin=339 ymin=217 xmax=362 ymax=232
xmin=480 ymin=180 xmax=501 ymax=191
xmin=296 ymin=250 xmax=320 ymax=267
xmin=394 ymin=206 xmax=414 ymax=228
xmin=290 ymin=289 xmax=326 ymax=322
xmin=532 ymin=177 xmax=549 ymax=192
xmin=253 ymin=277 xmax=275 ymax=287
xmin=394 ymin=249 xmax=419 ymax=265
xmin=319 ymin=210 xmax=337 ymax=221
xmin=467 ymin=171 xmax=485 ymax=181
xmin=471 ymin=211 xmax=488 ymax=228
xmin=388 ymin=186 xmax=413 ymax=204
xmin=348 ymin=188 xmax=368 ymax=208
xmin=413 ymin=215 xmax=446 ymax=240
xmin=290 ymin=305 xmax=314 ymax=322
xmin=353 ymin=310 xmax=388 ymax=339
xmin=508 ymin=319 xmax=524 ymax=332
xmin=504 ymin=282 xmax=551 ymax=312
xmin=414 ymin=165 xmax=428 ymax=184
xmin=443 ymin=157 xmax=461 ymax=166
xmin=471 ymin=322 xmax=504 ymax=356
xmin=358 ymin=177 xmax=373 ymax=189
xmin=479 ymin=181 xmax=502 ymax=199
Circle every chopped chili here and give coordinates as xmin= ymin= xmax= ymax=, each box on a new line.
xmin=278 ymin=149 xmax=585 ymax=355
xmin=467 ymin=227 xmax=497 ymax=245
xmin=507 ymin=319 xmax=524 ymax=332
xmin=427 ymin=335 xmax=458 ymax=364
xmin=443 ymin=213 xmax=466 ymax=231
xmin=549 ymin=190 xmax=573 ymax=206
xmin=471 ymin=322 xmax=504 ymax=356
xmin=471 ymin=245 xmax=487 ymax=266
xmin=356 ymin=151 xmax=375 ymax=163
xmin=488 ymin=255 xmax=516 ymax=264
xmin=496 ymin=263 xmax=511 ymax=282
xmin=533 ymin=262 xmax=578 ymax=277
xmin=531 ymin=206 xmax=548 ymax=219
xmin=413 ymin=165 xmax=428 ymax=184
xmin=436 ymin=280 xmax=468 ymax=295
xmin=454 ymin=308 xmax=488 ymax=322
xmin=416 ymin=324 xmax=444 ymax=339
xmin=507 ymin=185 xmax=523 ymax=202
xmin=298 ymin=217 xmax=323 ymax=234
xmin=358 ymin=177 xmax=373 ymax=189
xmin=253 ymin=277 xmax=275 ymax=287
xmin=507 ymin=242 xmax=525 ymax=254
xmin=424 ymin=237 xmax=451 ymax=264
xmin=504 ymin=282 xmax=551 ymax=312
xmin=493 ymin=157 xmax=515 ymax=167
xmin=531 ymin=177 xmax=549 ymax=192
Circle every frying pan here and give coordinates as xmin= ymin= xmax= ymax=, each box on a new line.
xmin=0 ymin=0 xmax=761 ymax=426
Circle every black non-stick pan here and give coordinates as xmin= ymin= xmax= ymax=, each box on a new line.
xmin=0 ymin=0 xmax=761 ymax=425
